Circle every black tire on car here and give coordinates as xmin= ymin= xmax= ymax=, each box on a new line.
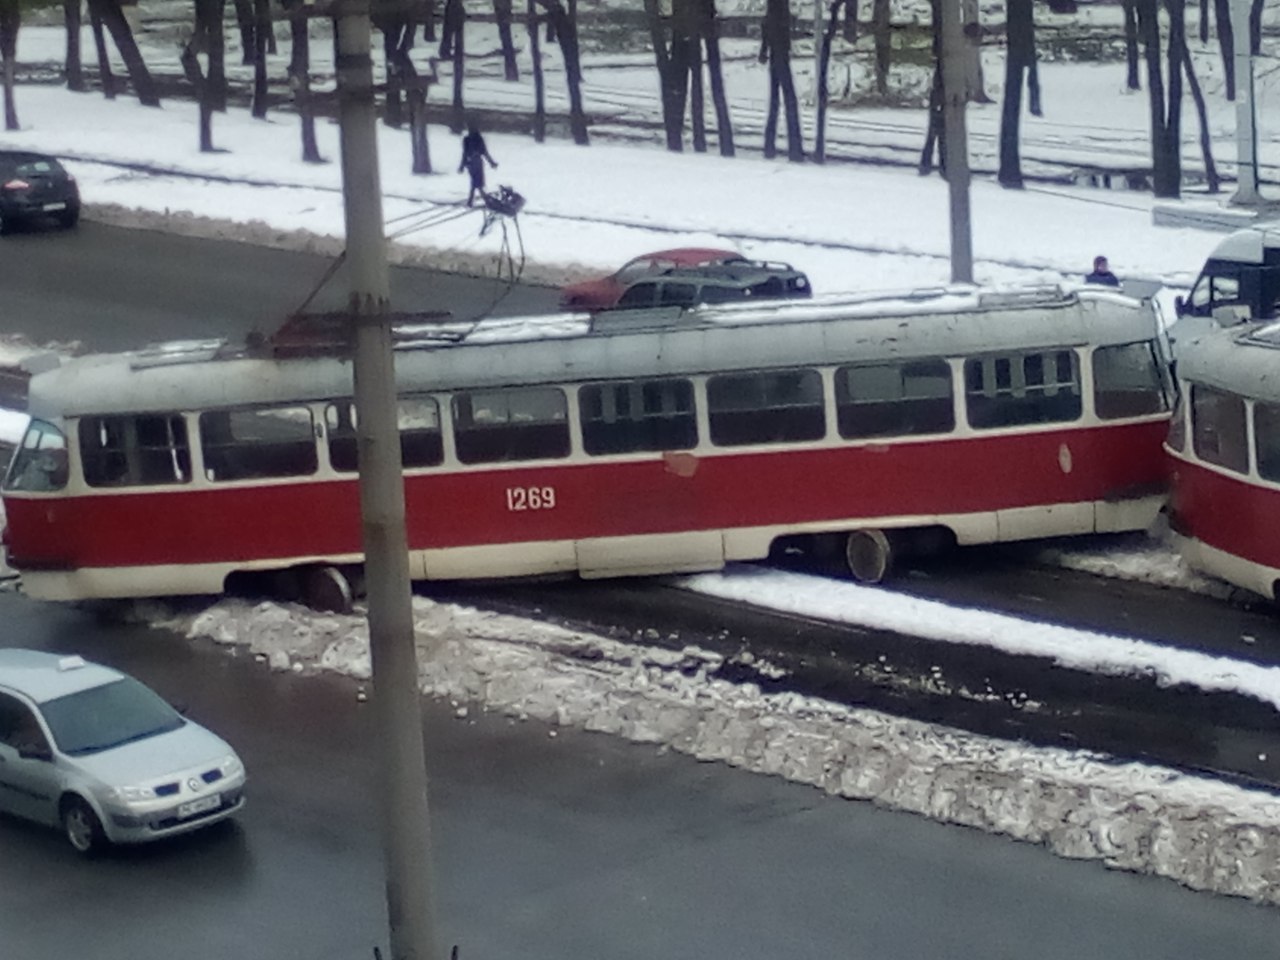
xmin=62 ymin=796 xmax=107 ymax=856
xmin=58 ymin=208 xmax=80 ymax=229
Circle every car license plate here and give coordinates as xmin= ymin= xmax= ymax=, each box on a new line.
xmin=42 ymin=202 xmax=66 ymax=212
xmin=177 ymin=795 xmax=221 ymax=819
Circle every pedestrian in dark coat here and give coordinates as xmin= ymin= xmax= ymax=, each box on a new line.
xmin=459 ymin=124 xmax=498 ymax=207
xmin=1085 ymin=255 xmax=1121 ymax=287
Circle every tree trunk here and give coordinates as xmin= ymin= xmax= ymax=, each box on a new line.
xmin=814 ymin=0 xmax=845 ymax=164
xmin=0 ymin=0 xmax=18 ymax=131
xmin=998 ymin=0 xmax=1033 ymax=187
xmin=441 ymin=0 xmax=464 ymax=132
xmin=1027 ymin=43 xmax=1040 ymax=115
xmin=1198 ymin=0 xmax=1208 ymax=43
xmin=286 ymin=0 xmax=321 ymax=162
xmin=382 ymin=24 xmax=405 ymax=128
xmin=1160 ymin=0 xmax=1184 ymax=197
xmin=919 ymin=0 xmax=943 ymax=173
xmin=1138 ymin=0 xmax=1181 ymax=198
xmin=698 ymin=0 xmax=733 ymax=157
xmin=1123 ymin=0 xmax=1140 ymax=90
xmin=251 ymin=0 xmax=270 ymax=118
xmin=64 ymin=0 xmax=85 ymax=92
xmin=181 ymin=0 xmax=226 ymax=151
xmin=88 ymin=0 xmax=160 ymax=106
xmin=842 ymin=0 xmax=856 ymax=41
xmin=495 ymin=0 xmax=518 ymax=80
xmin=688 ymin=5 xmax=705 ymax=153
xmin=763 ymin=0 xmax=803 ymax=162
xmin=872 ymin=0 xmax=890 ymax=96
xmin=1249 ymin=0 xmax=1262 ymax=54
xmin=669 ymin=0 xmax=694 ymax=150
xmin=644 ymin=0 xmax=685 ymax=151
xmin=1213 ymin=0 xmax=1234 ymax=100
xmin=962 ymin=0 xmax=989 ymax=102
xmin=232 ymin=0 xmax=255 ymax=65
xmin=527 ymin=0 xmax=545 ymax=142
xmin=537 ymin=0 xmax=588 ymax=144
xmin=89 ymin=3 xmax=115 ymax=99
xmin=1180 ymin=29 xmax=1218 ymax=192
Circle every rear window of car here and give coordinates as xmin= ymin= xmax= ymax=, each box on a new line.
xmin=14 ymin=159 xmax=62 ymax=177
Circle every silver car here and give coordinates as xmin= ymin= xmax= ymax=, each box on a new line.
xmin=0 ymin=648 xmax=246 ymax=855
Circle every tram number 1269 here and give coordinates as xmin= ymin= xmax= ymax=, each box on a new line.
xmin=506 ymin=486 xmax=557 ymax=512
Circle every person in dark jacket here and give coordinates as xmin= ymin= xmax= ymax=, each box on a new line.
xmin=459 ymin=124 xmax=498 ymax=207
xmin=1085 ymin=255 xmax=1121 ymax=287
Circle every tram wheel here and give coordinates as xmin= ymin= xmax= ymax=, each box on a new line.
xmin=845 ymin=529 xmax=895 ymax=583
xmin=304 ymin=566 xmax=354 ymax=614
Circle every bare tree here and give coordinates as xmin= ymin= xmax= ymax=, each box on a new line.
xmin=439 ymin=0 xmax=465 ymax=132
xmin=1123 ymin=0 xmax=1140 ymax=89
xmin=814 ymin=0 xmax=850 ymax=163
xmin=283 ymin=0 xmax=321 ymax=163
xmin=250 ymin=0 xmax=271 ymax=118
xmin=376 ymin=1 xmax=436 ymax=172
xmin=0 ymin=0 xmax=17 ymax=130
xmin=86 ymin=0 xmax=160 ymax=106
xmin=760 ymin=0 xmax=803 ymax=162
xmin=697 ymin=0 xmax=734 ymax=157
xmin=534 ymin=0 xmax=588 ymax=144
xmin=1213 ymin=0 xmax=1235 ymax=100
xmin=644 ymin=0 xmax=686 ymax=151
xmin=962 ymin=0 xmax=990 ymax=102
xmin=180 ymin=0 xmax=228 ymax=151
xmin=527 ymin=0 xmax=545 ymax=141
xmin=65 ymin=0 xmax=85 ymax=92
xmin=919 ymin=0 xmax=943 ymax=172
xmin=1179 ymin=21 xmax=1219 ymax=191
xmin=88 ymin=1 xmax=115 ymax=99
xmin=871 ymin=0 xmax=890 ymax=96
xmin=998 ymin=0 xmax=1034 ymax=187
xmin=232 ymin=0 xmax=255 ymax=65
xmin=1136 ymin=0 xmax=1183 ymax=198
xmin=495 ymin=0 xmax=518 ymax=81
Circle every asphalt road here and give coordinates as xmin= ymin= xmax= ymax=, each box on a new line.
xmin=4 ymin=589 xmax=1280 ymax=960
xmin=0 ymin=220 xmax=562 ymax=353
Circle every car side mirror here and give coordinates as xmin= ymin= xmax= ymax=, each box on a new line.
xmin=18 ymin=743 xmax=52 ymax=762
xmin=1174 ymin=295 xmax=1185 ymax=316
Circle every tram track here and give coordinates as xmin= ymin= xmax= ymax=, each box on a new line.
xmin=426 ymin=558 xmax=1280 ymax=793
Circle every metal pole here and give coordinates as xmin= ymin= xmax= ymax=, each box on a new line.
xmin=335 ymin=4 xmax=439 ymax=960
xmin=1229 ymin=0 xmax=1260 ymax=205
xmin=939 ymin=0 xmax=974 ymax=283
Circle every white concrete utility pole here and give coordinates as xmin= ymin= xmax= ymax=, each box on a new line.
xmin=1230 ymin=0 xmax=1261 ymax=205
xmin=334 ymin=2 xmax=440 ymax=959
xmin=939 ymin=0 xmax=974 ymax=283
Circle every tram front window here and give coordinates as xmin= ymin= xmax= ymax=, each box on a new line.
xmin=4 ymin=419 xmax=68 ymax=492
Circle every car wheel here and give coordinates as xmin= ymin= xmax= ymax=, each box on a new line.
xmin=58 ymin=208 xmax=80 ymax=230
xmin=0 ymin=210 xmax=10 ymax=236
xmin=62 ymin=797 xmax=107 ymax=856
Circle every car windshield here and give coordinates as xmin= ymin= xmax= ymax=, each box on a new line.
xmin=40 ymin=677 xmax=185 ymax=756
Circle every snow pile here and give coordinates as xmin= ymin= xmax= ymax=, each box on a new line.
xmin=153 ymin=592 xmax=1280 ymax=906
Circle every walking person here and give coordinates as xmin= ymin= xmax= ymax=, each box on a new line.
xmin=459 ymin=123 xmax=498 ymax=207
xmin=1085 ymin=255 xmax=1121 ymax=287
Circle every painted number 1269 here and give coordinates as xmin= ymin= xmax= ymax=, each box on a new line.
xmin=506 ymin=486 xmax=556 ymax=511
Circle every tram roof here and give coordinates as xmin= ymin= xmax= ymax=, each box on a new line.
xmin=1177 ymin=319 xmax=1280 ymax=403
xmin=1205 ymin=226 xmax=1280 ymax=265
xmin=25 ymin=284 xmax=1160 ymax=420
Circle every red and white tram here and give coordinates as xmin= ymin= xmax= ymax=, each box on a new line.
xmin=1166 ymin=318 xmax=1280 ymax=601
xmin=2 ymin=284 xmax=1173 ymax=604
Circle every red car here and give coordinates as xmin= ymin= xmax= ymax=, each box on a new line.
xmin=560 ymin=247 xmax=745 ymax=310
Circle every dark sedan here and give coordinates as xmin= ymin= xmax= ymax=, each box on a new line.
xmin=0 ymin=151 xmax=80 ymax=234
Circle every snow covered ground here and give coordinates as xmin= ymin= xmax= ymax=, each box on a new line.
xmin=6 ymin=9 xmax=1280 ymax=906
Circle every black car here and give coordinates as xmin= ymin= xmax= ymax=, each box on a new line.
xmin=0 ymin=151 xmax=80 ymax=234
xmin=611 ymin=259 xmax=812 ymax=310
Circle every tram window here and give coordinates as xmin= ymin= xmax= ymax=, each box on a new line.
xmin=200 ymin=406 xmax=318 ymax=482
xmin=1092 ymin=342 xmax=1171 ymax=419
xmin=964 ymin=350 xmax=1081 ymax=429
xmin=835 ymin=360 xmax=954 ymax=439
xmin=80 ymin=414 xmax=191 ymax=488
xmin=1255 ymin=402 xmax=1280 ymax=482
xmin=325 ymin=397 xmax=443 ymax=473
xmin=3 ymin=419 xmax=68 ymax=492
xmin=579 ymin=378 xmax=697 ymax=455
xmin=452 ymin=387 xmax=570 ymax=464
xmin=1187 ymin=271 xmax=1241 ymax=317
xmin=1190 ymin=385 xmax=1248 ymax=474
xmin=707 ymin=368 xmax=824 ymax=447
